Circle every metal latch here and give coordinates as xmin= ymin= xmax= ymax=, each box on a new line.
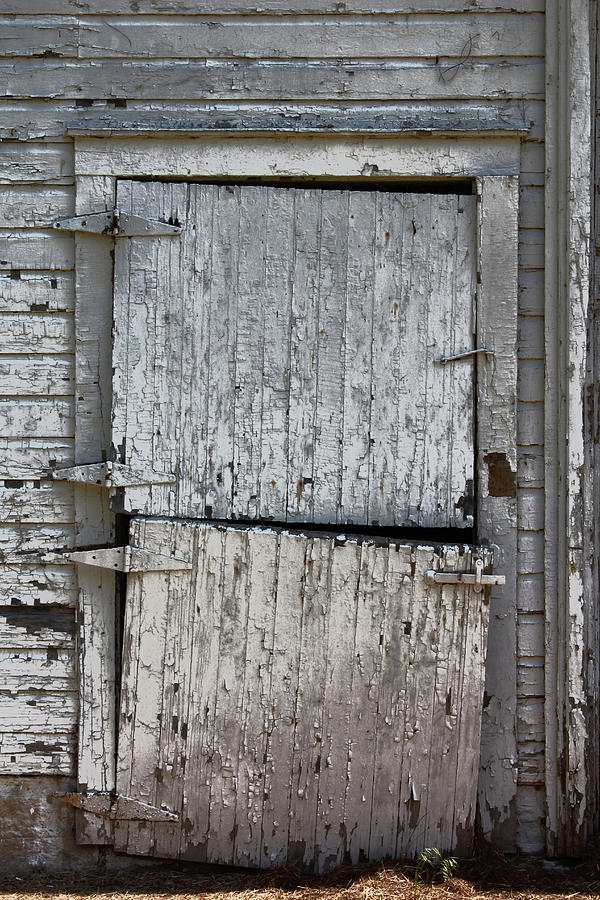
xmin=52 ymin=209 xmax=181 ymax=237
xmin=435 ymin=348 xmax=494 ymax=365
xmin=58 ymin=792 xmax=178 ymax=822
xmin=425 ymin=558 xmax=504 ymax=593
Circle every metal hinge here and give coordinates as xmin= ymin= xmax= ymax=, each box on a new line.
xmin=425 ymin=558 xmax=505 ymax=593
xmin=51 ymin=461 xmax=176 ymax=488
xmin=53 ymin=209 xmax=181 ymax=237
xmin=66 ymin=546 xmax=192 ymax=573
xmin=59 ymin=792 xmax=178 ymax=822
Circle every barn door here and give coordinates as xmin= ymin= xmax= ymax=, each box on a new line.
xmin=108 ymin=179 xmax=496 ymax=869
xmin=114 ymin=518 xmax=494 ymax=870
xmin=111 ymin=180 xmax=476 ymax=529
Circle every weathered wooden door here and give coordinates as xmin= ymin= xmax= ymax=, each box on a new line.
xmin=108 ymin=180 xmax=495 ymax=870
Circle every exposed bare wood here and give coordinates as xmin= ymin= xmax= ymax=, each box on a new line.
xmin=0 ymin=0 xmax=547 ymax=12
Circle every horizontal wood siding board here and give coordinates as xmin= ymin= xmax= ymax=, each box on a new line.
xmin=0 ymin=733 xmax=75 ymax=776
xmin=0 ymin=608 xmax=75 ymax=648
xmin=1 ymin=565 xmax=77 ymax=607
xmin=0 ymin=397 xmax=74 ymax=438
xmin=0 ymin=274 xmax=74 ymax=313
xmin=0 ymin=99 xmax=540 ymax=140
xmin=0 ymin=186 xmax=75 ymax=228
xmin=0 ymin=143 xmax=74 ymax=185
xmin=0 ymin=357 xmax=74 ymax=396
xmin=0 ymin=60 xmax=544 ymax=101
xmin=0 ymin=439 xmax=74 ymax=479
xmin=0 ymin=523 xmax=75 ymax=558
xmin=0 ymin=314 xmax=74 ymax=355
xmin=0 ymin=232 xmax=74 ymax=272
xmin=69 ymin=14 xmax=545 ymax=60
xmin=77 ymin=136 xmax=521 ymax=177
xmin=0 ymin=0 xmax=546 ymax=12
xmin=0 ymin=484 xmax=74 ymax=525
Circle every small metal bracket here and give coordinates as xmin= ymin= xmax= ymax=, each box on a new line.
xmin=51 ymin=461 xmax=176 ymax=488
xmin=435 ymin=347 xmax=495 ymax=365
xmin=66 ymin=546 xmax=192 ymax=573
xmin=425 ymin=559 xmax=505 ymax=593
xmin=59 ymin=792 xmax=178 ymax=822
xmin=52 ymin=209 xmax=181 ymax=237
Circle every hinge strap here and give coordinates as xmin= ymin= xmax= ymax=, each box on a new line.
xmin=66 ymin=546 xmax=192 ymax=573
xmin=53 ymin=209 xmax=181 ymax=237
xmin=51 ymin=461 xmax=176 ymax=487
xmin=59 ymin=792 xmax=178 ymax=822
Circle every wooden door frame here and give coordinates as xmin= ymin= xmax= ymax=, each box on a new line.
xmin=67 ymin=132 xmax=520 ymax=848
xmin=544 ymin=0 xmax=597 ymax=855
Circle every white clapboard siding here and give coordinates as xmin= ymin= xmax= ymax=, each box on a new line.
xmin=0 ymin=438 xmax=74 ymax=479
xmin=74 ymin=15 xmax=543 ymax=59
xmin=0 ymin=356 xmax=74 ymax=396
xmin=0 ymin=185 xmax=74 ymax=228
xmin=0 ymin=608 xmax=75 ymax=649
xmin=0 ymin=231 xmax=74 ymax=271
xmin=115 ymin=518 xmax=491 ymax=870
xmin=0 ymin=143 xmax=74 ymax=185
xmin=0 ymin=273 xmax=74 ymax=313
xmin=0 ymin=523 xmax=75 ymax=558
xmin=0 ymin=564 xmax=77 ymax=607
xmin=0 ymin=484 xmax=74 ymax=524
xmin=113 ymin=181 xmax=476 ymax=528
xmin=0 ymin=0 xmax=546 ymax=11
xmin=0 ymin=99 xmax=543 ymax=141
xmin=0 ymin=398 xmax=74 ymax=438
xmin=0 ymin=732 xmax=75 ymax=775
xmin=0 ymin=649 xmax=76 ymax=692
xmin=0 ymin=314 xmax=74 ymax=354
xmin=0 ymin=60 xmax=544 ymax=102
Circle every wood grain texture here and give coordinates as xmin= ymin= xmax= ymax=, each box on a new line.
xmin=115 ymin=518 xmax=492 ymax=870
xmin=72 ymin=14 xmax=543 ymax=59
xmin=0 ymin=59 xmax=544 ymax=102
xmin=113 ymin=181 xmax=476 ymax=529
xmin=0 ymin=1 xmax=546 ymax=14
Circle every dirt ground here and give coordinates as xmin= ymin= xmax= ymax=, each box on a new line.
xmin=2 ymin=842 xmax=600 ymax=900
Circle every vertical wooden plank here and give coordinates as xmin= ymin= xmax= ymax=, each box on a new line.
xmin=204 ymin=185 xmax=240 ymax=520
xmin=232 ymin=189 xmax=267 ymax=520
xmin=233 ymin=529 xmax=279 ymax=867
xmin=368 ymin=193 xmax=404 ymax=526
xmin=259 ymin=188 xmax=294 ymax=519
xmin=260 ymin=532 xmax=306 ymax=868
xmin=73 ymin=173 xmax=117 ymax=845
xmin=206 ymin=527 xmax=252 ymax=864
xmin=286 ymin=535 xmax=332 ymax=869
xmin=476 ymin=176 xmax=519 ymax=851
xmin=179 ymin=524 xmax=226 ymax=861
xmin=343 ymin=542 xmax=387 ymax=864
xmin=340 ymin=193 xmax=374 ymax=524
xmin=286 ymin=189 xmax=321 ymax=523
xmin=311 ymin=192 xmax=348 ymax=524
xmin=114 ymin=519 xmax=176 ymax=857
xmin=314 ymin=539 xmax=362 ymax=872
xmin=367 ymin=544 xmax=413 ymax=859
